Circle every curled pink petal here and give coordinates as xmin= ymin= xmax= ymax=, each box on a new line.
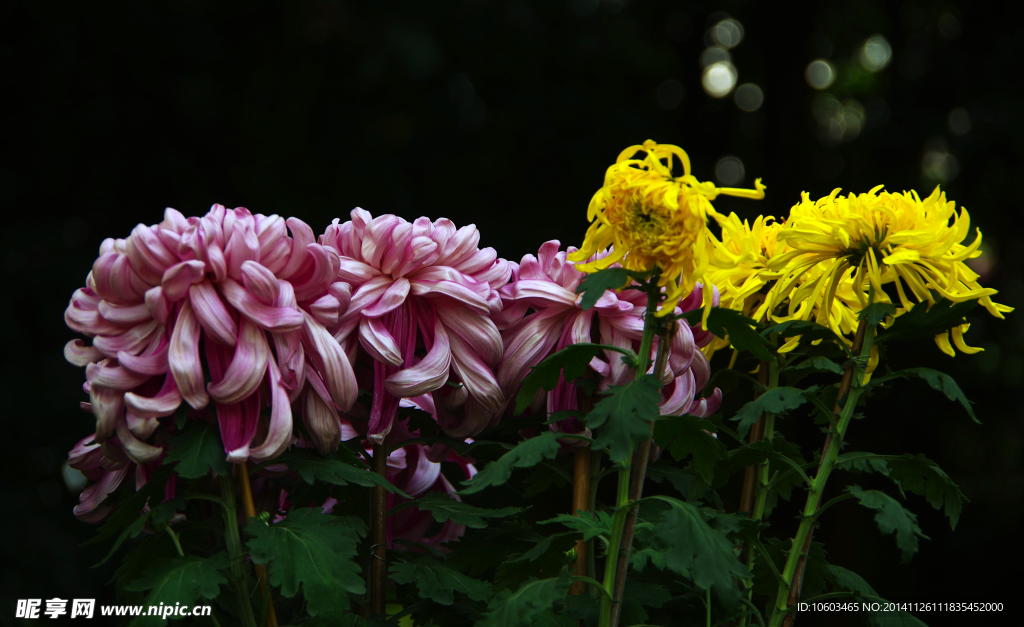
xmin=74 ymin=464 xmax=130 ymax=523
xmin=86 ymin=361 xmax=151 ymax=391
xmin=115 ymin=419 xmax=163 ymax=465
xmin=359 ymin=317 xmax=403 ymax=366
xmin=385 ymin=319 xmax=451 ymax=397
xmin=188 ymin=280 xmax=238 ymax=346
xmin=302 ymin=386 xmax=341 ymax=456
xmin=447 ymin=331 xmax=504 ymax=414
xmin=207 ymin=319 xmax=270 ymax=404
xmin=248 ymin=359 xmax=294 ymax=462
xmin=92 ymin=319 xmax=160 ymax=359
xmin=144 ymin=286 xmax=170 ymax=325
xmin=65 ymin=340 xmax=103 ymax=367
xmin=161 ymin=260 xmax=207 ymax=301
xmin=362 ymin=277 xmax=410 ymax=318
xmin=309 ymin=294 xmax=340 ymax=328
xmin=98 ymin=300 xmax=150 ymax=325
xmin=240 ymin=260 xmax=281 ymax=304
xmin=220 ymin=278 xmax=304 ymax=332
xmin=435 ymin=300 xmax=502 ymax=366
xmin=168 ymin=300 xmax=209 ymax=409
xmin=302 ymin=312 xmax=358 ymax=411
xmin=124 ymin=373 xmax=182 ymax=417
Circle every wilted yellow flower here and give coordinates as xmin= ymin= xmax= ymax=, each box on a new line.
xmin=766 ymin=185 xmax=1012 ymax=355
xmin=569 ymin=140 xmax=765 ymax=315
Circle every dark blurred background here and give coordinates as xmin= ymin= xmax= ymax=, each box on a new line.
xmin=2 ymin=0 xmax=1021 ymax=624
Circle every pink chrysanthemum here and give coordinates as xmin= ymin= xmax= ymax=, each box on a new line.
xmin=65 ymin=204 xmax=359 ymax=463
xmin=67 ymin=433 xmax=180 ymax=524
xmin=320 ymin=209 xmax=512 ymax=442
xmin=496 ymin=241 xmax=722 ymax=434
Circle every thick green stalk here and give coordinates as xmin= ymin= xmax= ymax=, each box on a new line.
xmin=768 ymin=321 xmax=874 ymax=627
xmin=220 ymin=473 xmax=259 ymax=627
xmin=597 ymin=281 xmax=661 ymax=627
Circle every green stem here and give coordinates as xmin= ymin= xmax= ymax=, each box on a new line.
xmin=599 ymin=462 xmax=634 ymax=627
xmin=768 ymin=322 xmax=875 ymax=627
xmin=600 ymin=277 xmax=664 ymax=627
xmin=220 ymin=473 xmax=259 ymax=627
xmin=739 ymin=353 xmax=779 ymax=627
xmin=164 ymin=526 xmax=185 ymax=557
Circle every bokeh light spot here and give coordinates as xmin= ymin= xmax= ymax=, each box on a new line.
xmin=710 ymin=19 xmax=744 ymax=49
xmin=702 ymin=62 xmax=737 ymax=97
xmin=734 ymin=83 xmax=764 ymax=112
xmin=858 ymin=35 xmax=892 ymax=72
xmin=805 ymin=60 xmax=835 ymax=89
xmin=715 ymin=156 xmax=745 ymax=185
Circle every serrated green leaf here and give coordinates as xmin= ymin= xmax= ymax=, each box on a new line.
xmin=697 ymin=308 xmax=775 ymax=361
xmin=789 ymin=355 xmax=844 ymax=375
xmin=647 ymin=496 xmax=750 ymax=609
xmin=124 ymin=553 xmax=229 ymax=626
xmin=461 ymin=431 xmax=562 ymax=495
xmin=164 ymin=420 xmax=231 ymax=479
xmin=586 ymin=375 xmax=662 ymax=463
xmin=864 ymin=367 xmax=977 ymax=422
xmin=887 ymin=454 xmax=966 ymax=529
xmin=620 ymin=581 xmax=672 ymax=626
xmin=847 ymin=486 xmax=928 ymax=563
xmin=540 ymin=510 xmax=613 ymax=542
xmin=653 ymin=414 xmax=726 ymax=483
xmin=647 ymin=461 xmax=695 ymax=497
xmin=761 ymin=319 xmax=851 ymax=353
xmin=515 ymin=343 xmax=633 ymax=414
xmin=273 ymin=448 xmax=410 ymax=498
xmin=477 ymin=570 xmax=573 ymax=627
xmin=876 ymin=297 xmax=977 ymax=345
xmin=860 ymin=302 xmax=897 ymax=327
xmin=829 ymin=565 xmax=929 ymax=627
xmin=402 ymin=492 xmax=523 ymax=528
xmin=245 ymin=509 xmax=366 ymax=616
xmin=837 ymin=452 xmax=892 ymax=475
xmin=390 ymin=556 xmax=492 ymax=605
xmin=731 ymin=386 xmax=810 ymax=440
xmin=575 ymin=267 xmax=644 ymax=310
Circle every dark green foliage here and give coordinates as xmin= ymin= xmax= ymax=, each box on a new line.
xmin=123 ymin=553 xmax=229 ymax=626
xmin=397 ymin=492 xmax=523 ymax=528
xmin=272 ymin=448 xmax=410 ymax=497
xmin=860 ymin=302 xmax=897 ymax=327
xmin=585 ymin=374 xmax=663 ymax=463
xmin=575 ymin=267 xmax=645 ymax=310
xmin=644 ymin=496 xmax=750 ymax=609
xmin=682 ymin=307 xmax=775 ymax=361
xmin=461 ymin=431 xmax=562 ymax=495
xmin=829 ymin=566 xmax=930 ymax=626
xmin=762 ymin=319 xmax=851 ymax=354
xmin=515 ymin=343 xmax=634 ymax=414
xmin=875 ymin=298 xmax=977 ymax=344
xmin=477 ymin=570 xmax=573 ymax=627
xmin=541 ymin=510 xmax=613 ymax=543
xmin=653 ymin=414 xmax=727 ymax=483
xmin=165 ymin=420 xmax=232 ymax=478
xmin=847 ymin=486 xmax=928 ymax=563
xmin=390 ymin=556 xmax=493 ymax=605
xmin=836 ymin=453 xmax=967 ymax=529
xmin=732 ymin=386 xmax=812 ymax=439
xmin=864 ymin=368 xmax=977 ymax=422
xmin=245 ymin=509 xmax=366 ymax=616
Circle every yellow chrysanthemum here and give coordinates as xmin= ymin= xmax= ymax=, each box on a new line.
xmin=706 ymin=212 xmax=786 ymax=318
xmin=766 ymin=185 xmax=1013 ymax=355
xmin=569 ymin=139 xmax=765 ymax=315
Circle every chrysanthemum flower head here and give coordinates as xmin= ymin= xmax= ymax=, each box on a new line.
xmin=320 ymin=209 xmax=512 ymax=443
xmin=65 ymin=204 xmax=358 ymax=464
xmin=767 ymin=185 xmax=1013 ymax=355
xmin=706 ymin=212 xmax=786 ymax=318
xmin=568 ymin=140 xmax=765 ymax=315
xmin=498 ymin=241 xmax=722 ymax=435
